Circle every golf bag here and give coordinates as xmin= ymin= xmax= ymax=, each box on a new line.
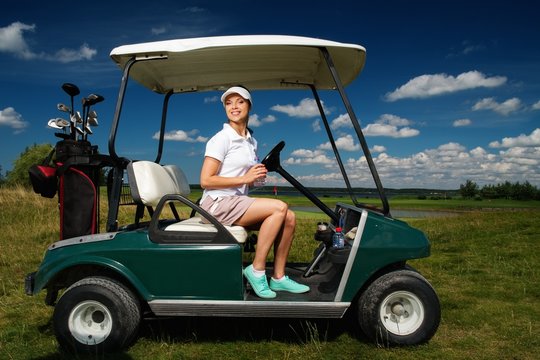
xmin=29 ymin=139 xmax=100 ymax=240
xmin=55 ymin=140 xmax=100 ymax=239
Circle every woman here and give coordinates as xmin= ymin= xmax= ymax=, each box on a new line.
xmin=200 ymin=86 xmax=309 ymax=299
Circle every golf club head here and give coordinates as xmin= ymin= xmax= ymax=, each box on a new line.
xmin=87 ymin=110 xmax=99 ymax=126
xmin=62 ymin=83 xmax=80 ymax=97
xmin=75 ymin=126 xmax=84 ymax=136
xmin=84 ymin=124 xmax=93 ymax=135
xmin=87 ymin=116 xmax=99 ymax=127
xmin=85 ymin=93 xmax=105 ymax=106
xmin=71 ymin=111 xmax=82 ymax=124
xmin=55 ymin=118 xmax=70 ymax=128
xmin=47 ymin=119 xmax=62 ymax=129
xmin=57 ymin=103 xmax=71 ymax=113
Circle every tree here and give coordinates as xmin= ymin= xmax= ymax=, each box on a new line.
xmin=6 ymin=143 xmax=54 ymax=186
xmin=460 ymin=179 xmax=478 ymax=199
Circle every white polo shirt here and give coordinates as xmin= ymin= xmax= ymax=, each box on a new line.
xmin=202 ymin=123 xmax=258 ymax=202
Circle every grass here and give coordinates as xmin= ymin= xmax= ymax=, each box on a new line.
xmin=0 ymin=185 xmax=539 ymax=359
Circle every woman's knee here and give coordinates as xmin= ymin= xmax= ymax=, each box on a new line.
xmin=269 ymin=199 xmax=288 ymax=216
xmin=285 ymin=209 xmax=296 ymax=228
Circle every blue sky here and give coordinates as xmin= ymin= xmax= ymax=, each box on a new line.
xmin=1 ymin=0 xmax=539 ymax=189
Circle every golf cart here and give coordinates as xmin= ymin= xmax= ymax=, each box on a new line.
xmin=25 ymin=35 xmax=440 ymax=353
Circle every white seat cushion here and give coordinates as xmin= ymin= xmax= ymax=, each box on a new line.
xmin=128 ymin=161 xmax=178 ymax=207
xmin=164 ymin=216 xmax=248 ymax=243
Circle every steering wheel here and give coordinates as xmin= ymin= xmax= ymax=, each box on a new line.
xmin=261 ymin=141 xmax=285 ymax=172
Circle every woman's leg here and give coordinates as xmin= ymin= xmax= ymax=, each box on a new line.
xmin=272 ymin=209 xmax=296 ymax=278
xmin=235 ymin=198 xmax=291 ymax=274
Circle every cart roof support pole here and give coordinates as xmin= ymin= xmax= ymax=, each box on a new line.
xmin=309 ymin=85 xmax=360 ymax=208
xmin=320 ymin=47 xmax=391 ymax=216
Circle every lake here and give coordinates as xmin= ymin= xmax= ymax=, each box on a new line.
xmin=291 ymin=206 xmax=459 ymax=219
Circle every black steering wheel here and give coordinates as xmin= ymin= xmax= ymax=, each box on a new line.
xmin=261 ymin=141 xmax=285 ymax=172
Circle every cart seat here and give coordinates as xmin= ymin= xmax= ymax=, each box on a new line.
xmin=164 ymin=216 xmax=248 ymax=243
xmin=127 ymin=161 xmax=248 ymax=243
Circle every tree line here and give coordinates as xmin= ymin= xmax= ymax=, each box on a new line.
xmin=460 ymin=179 xmax=540 ymax=200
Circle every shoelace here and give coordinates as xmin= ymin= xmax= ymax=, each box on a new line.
xmin=255 ymin=276 xmax=271 ymax=291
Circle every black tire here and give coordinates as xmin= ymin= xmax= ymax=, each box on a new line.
xmin=53 ymin=276 xmax=141 ymax=353
xmin=357 ymin=270 xmax=440 ymax=346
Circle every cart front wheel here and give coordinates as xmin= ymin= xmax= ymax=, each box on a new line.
xmin=357 ymin=269 xmax=440 ymax=346
xmin=53 ymin=276 xmax=140 ymax=353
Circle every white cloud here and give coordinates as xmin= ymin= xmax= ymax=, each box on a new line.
xmin=271 ymin=98 xmax=329 ymax=118
xmin=330 ymin=113 xmax=351 ymax=129
xmin=453 ymin=118 xmax=472 ymax=127
xmin=462 ymin=42 xmax=485 ymax=55
xmin=204 ymin=96 xmax=219 ymax=104
xmin=0 ymin=22 xmax=96 ymax=63
xmin=283 ymin=135 xmax=540 ymax=188
xmin=384 ymin=70 xmax=507 ymax=101
xmin=47 ymin=43 xmax=97 ymax=63
xmin=312 ymin=119 xmax=321 ymax=132
xmin=341 ymin=140 xmax=540 ymax=188
xmin=377 ymin=114 xmax=412 ymax=126
xmin=290 ymin=149 xmax=326 ymax=157
xmin=472 ymin=97 xmax=522 ymax=116
xmin=154 ymin=129 xmax=208 ymax=142
xmin=248 ymin=114 xmax=276 ymax=128
xmin=151 ymin=27 xmax=167 ymax=35
xmin=0 ymin=107 xmax=28 ymax=133
xmin=371 ymin=145 xmax=387 ymax=153
xmin=489 ymin=128 xmax=540 ymax=148
xmin=532 ymin=100 xmax=540 ymax=110
xmin=361 ymin=113 xmax=419 ymax=138
xmin=285 ymin=148 xmax=334 ymax=165
xmin=318 ymin=134 xmax=360 ymax=151
xmin=363 ymin=124 xmax=419 ymax=138
xmin=0 ymin=22 xmax=36 ymax=59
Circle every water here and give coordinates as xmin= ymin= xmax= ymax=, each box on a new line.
xmin=291 ymin=206 xmax=458 ymax=219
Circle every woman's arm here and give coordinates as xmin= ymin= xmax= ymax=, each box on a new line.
xmin=200 ymin=156 xmax=266 ymax=189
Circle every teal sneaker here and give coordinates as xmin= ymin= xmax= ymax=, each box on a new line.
xmin=243 ymin=265 xmax=276 ymax=299
xmin=270 ymin=276 xmax=310 ymax=294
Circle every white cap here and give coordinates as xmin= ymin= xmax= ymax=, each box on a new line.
xmin=220 ymin=86 xmax=252 ymax=107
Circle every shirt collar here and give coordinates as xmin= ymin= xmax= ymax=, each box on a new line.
xmin=223 ymin=123 xmax=252 ymax=141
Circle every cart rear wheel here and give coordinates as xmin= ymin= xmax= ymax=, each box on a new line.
xmin=357 ymin=269 xmax=440 ymax=346
xmin=53 ymin=276 xmax=140 ymax=353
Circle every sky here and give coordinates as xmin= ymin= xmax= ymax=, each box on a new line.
xmin=1 ymin=0 xmax=539 ymax=190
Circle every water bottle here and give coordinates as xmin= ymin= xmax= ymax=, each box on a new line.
xmin=252 ymin=158 xmax=266 ymax=187
xmin=332 ymin=227 xmax=345 ymax=249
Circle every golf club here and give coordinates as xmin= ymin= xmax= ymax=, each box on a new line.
xmin=61 ymin=83 xmax=80 ymax=139
xmin=55 ymin=118 xmax=70 ymax=129
xmin=82 ymin=94 xmax=104 ymax=141
xmin=87 ymin=110 xmax=99 ymax=127
xmin=47 ymin=118 xmax=62 ymax=129
xmin=57 ymin=103 xmax=71 ymax=114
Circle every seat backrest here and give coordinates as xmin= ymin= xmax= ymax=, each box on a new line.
xmin=163 ymin=164 xmax=191 ymax=196
xmin=127 ymin=161 xmax=189 ymax=207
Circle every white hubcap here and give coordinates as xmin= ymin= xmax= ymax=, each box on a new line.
xmin=68 ymin=300 xmax=112 ymax=345
xmin=379 ymin=291 xmax=424 ymax=335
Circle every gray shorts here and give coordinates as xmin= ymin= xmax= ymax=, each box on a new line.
xmin=200 ymin=195 xmax=256 ymax=226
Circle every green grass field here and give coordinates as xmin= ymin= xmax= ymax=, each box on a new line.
xmin=1 ymin=186 xmax=539 ymax=359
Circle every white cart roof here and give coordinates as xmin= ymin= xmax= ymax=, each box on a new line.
xmin=110 ymin=35 xmax=366 ymax=94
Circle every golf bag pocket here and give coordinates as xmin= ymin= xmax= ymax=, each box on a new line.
xmin=28 ymin=165 xmax=57 ymax=198
xmin=59 ymin=166 xmax=97 ymax=239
